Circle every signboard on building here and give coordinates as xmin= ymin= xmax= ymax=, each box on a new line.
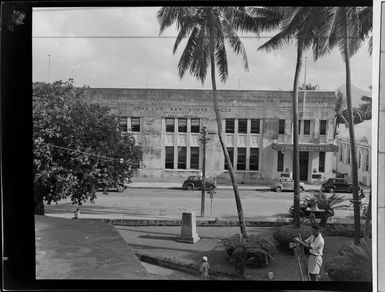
xmin=272 ymin=143 xmax=338 ymax=152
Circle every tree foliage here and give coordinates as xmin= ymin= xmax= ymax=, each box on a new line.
xmin=33 ymin=80 xmax=142 ymax=215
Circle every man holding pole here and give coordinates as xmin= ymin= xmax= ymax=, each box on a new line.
xmin=294 ymin=224 xmax=324 ymax=281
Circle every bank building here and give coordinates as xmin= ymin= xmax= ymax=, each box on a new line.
xmin=84 ymin=88 xmax=338 ymax=184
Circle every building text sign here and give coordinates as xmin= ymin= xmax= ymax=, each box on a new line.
xmin=272 ymin=143 xmax=339 ymax=152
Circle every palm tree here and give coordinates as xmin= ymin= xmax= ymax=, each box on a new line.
xmin=157 ymin=7 xmax=278 ymax=237
xmin=258 ymin=7 xmax=327 ymax=228
xmin=312 ymin=191 xmax=345 ymax=227
xmin=334 ymin=90 xmax=348 ymax=139
xmin=316 ymin=7 xmax=372 ymax=245
xmin=298 ymin=82 xmax=319 ymax=90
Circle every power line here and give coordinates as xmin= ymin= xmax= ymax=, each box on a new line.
xmin=32 ymin=35 xmax=273 ymax=39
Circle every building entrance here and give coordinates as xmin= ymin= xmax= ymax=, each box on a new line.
xmin=299 ymin=151 xmax=309 ymax=181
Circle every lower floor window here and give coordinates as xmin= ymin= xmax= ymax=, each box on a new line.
xmin=319 ymin=151 xmax=325 ymax=172
xmin=165 ymin=147 xmax=174 ymax=169
xmin=178 ymin=147 xmax=187 ymax=169
xmin=190 ymin=147 xmax=199 ymax=169
xmin=237 ymin=148 xmax=246 ymax=170
xmin=277 ymin=151 xmax=284 ymax=172
xmin=224 ymin=148 xmax=234 ymax=170
xmin=249 ymin=148 xmax=259 ymax=170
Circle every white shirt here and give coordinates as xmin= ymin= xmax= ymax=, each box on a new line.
xmin=304 ymin=234 xmax=324 ymax=256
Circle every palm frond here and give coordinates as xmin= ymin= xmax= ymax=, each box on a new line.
xmin=177 ymin=27 xmax=199 ymax=79
xmin=157 ymin=7 xmax=193 ymax=35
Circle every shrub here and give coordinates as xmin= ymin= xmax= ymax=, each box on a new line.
xmin=325 ymin=239 xmax=372 ymax=281
xmin=222 ymin=234 xmax=277 ymax=275
xmin=323 ymin=224 xmax=367 ymax=238
xmin=273 ymin=225 xmax=312 ymax=250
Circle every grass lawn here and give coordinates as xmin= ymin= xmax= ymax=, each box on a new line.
xmin=117 ymin=226 xmax=354 ymax=281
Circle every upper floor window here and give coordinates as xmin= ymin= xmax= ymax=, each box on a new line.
xmin=251 ymin=119 xmax=260 ymax=134
xmin=226 ymin=119 xmax=235 ymax=133
xmin=238 ymin=119 xmax=247 ymax=134
xmin=365 ymin=152 xmax=369 ymax=171
xmin=320 ymin=120 xmax=327 ymax=135
xmin=278 ymin=119 xmax=285 ymax=134
xmin=304 ymin=120 xmax=311 ymax=135
xmin=166 ymin=118 xmax=175 ymax=132
xmin=178 ymin=118 xmax=187 ymax=133
xmin=191 ymin=118 xmax=200 ymax=133
xmin=131 ymin=117 xmax=140 ymax=132
xmin=119 ymin=116 xmax=128 ymax=132
xmin=298 ymin=120 xmax=301 ymax=135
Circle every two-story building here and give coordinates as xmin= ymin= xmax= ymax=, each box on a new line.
xmin=83 ymin=88 xmax=338 ymax=184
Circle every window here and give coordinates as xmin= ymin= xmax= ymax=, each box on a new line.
xmin=320 ymin=120 xmax=327 ymax=135
xmin=319 ymin=152 xmax=325 ymax=172
xmin=131 ymin=117 xmax=140 ymax=132
xmin=226 ymin=119 xmax=235 ymax=133
xmin=178 ymin=146 xmax=187 ymax=169
xmin=251 ymin=119 xmax=260 ymax=134
xmin=278 ymin=119 xmax=285 ymax=134
xmin=238 ymin=119 xmax=247 ymax=134
xmin=358 ymin=151 xmax=362 ymax=169
xmin=365 ymin=152 xmax=369 ymax=171
xmin=249 ymin=148 xmax=259 ymax=170
xmin=166 ymin=118 xmax=175 ymax=132
xmin=237 ymin=148 xmax=246 ymax=170
xmin=224 ymin=147 xmax=234 ymax=170
xmin=347 ymin=147 xmax=351 ymax=165
xmin=339 ymin=145 xmax=343 ymax=161
xmin=277 ymin=151 xmax=284 ymax=171
xmin=165 ymin=146 xmax=174 ymax=169
xmin=304 ymin=120 xmax=311 ymax=135
xmin=191 ymin=118 xmax=200 ymax=133
xmin=298 ymin=120 xmax=301 ymax=135
xmin=178 ymin=118 xmax=187 ymax=133
xmin=190 ymin=147 xmax=199 ymax=169
xmin=119 ymin=116 xmax=128 ymax=132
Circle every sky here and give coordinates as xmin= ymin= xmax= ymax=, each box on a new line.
xmin=32 ymin=7 xmax=372 ymax=92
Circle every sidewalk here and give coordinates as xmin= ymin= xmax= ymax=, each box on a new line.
xmin=128 ymin=181 xmax=321 ymax=191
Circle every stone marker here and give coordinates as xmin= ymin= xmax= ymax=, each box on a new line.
xmin=176 ymin=212 xmax=200 ymax=244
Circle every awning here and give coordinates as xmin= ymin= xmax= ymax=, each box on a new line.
xmin=272 ymin=143 xmax=339 ymax=152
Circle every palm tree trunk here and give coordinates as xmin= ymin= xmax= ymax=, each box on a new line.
xmin=210 ymin=55 xmax=248 ymax=238
xmin=343 ymin=14 xmax=361 ymax=245
xmin=292 ymin=41 xmax=303 ymax=228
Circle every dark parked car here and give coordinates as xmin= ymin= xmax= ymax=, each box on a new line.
xmin=321 ymin=178 xmax=359 ymax=193
xmin=182 ymin=176 xmax=216 ymax=191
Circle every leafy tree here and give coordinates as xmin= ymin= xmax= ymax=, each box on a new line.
xmin=157 ymin=7 xmax=272 ymax=238
xmin=317 ymin=7 xmax=372 ymax=244
xmin=258 ymin=7 xmax=328 ymax=228
xmin=33 ymin=80 xmax=142 ymax=215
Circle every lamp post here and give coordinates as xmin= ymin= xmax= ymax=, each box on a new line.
xmin=199 ymin=127 xmax=210 ymax=217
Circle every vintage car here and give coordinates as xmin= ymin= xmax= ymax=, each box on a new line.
xmin=182 ymin=176 xmax=216 ymax=191
xmin=320 ymin=178 xmax=358 ymax=193
xmin=270 ymin=177 xmax=305 ymax=192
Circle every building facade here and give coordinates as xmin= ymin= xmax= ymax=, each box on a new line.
xmin=84 ymin=88 xmax=338 ymax=184
xmin=334 ymin=121 xmax=371 ymax=186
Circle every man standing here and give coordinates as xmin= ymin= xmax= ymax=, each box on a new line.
xmin=199 ymin=256 xmax=209 ymax=280
xmin=294 ymin=224 xmax=324 ymax=281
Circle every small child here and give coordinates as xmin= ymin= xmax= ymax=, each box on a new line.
xmin=199 ymin=256 xmax=209 ymax=280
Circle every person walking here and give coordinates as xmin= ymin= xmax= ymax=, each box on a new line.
xmin=199 ymin=256 xmax=210 ymax=280
xmin=294 ymin=224 xmax=324 ymax=281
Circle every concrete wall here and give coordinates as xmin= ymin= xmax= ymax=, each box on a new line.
xmin=84 ymin=88 xmax=337 ymax=184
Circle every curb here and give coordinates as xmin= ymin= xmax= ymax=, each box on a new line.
xmin=136 ymin=253 xmax=239 ymax=280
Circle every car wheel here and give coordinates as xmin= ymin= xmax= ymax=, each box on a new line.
xmin=328 ymin=187 xmax=335 ymax=193
xmin=117 ymin=185 xmax=124 ymax=192
xmin=275 ymin=186 xmax=282 ymax=192
xmin=186 ymin=183 xmax=193 ymax=191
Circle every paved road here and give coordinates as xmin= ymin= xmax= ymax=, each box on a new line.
xmin=45 ymin=187 xmax=356 ymax=222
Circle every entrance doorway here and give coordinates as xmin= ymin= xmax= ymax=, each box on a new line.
xmin=299 ymin=151 xmax=309 ymax=181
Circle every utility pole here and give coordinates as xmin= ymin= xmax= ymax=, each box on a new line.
xmin=199 ymin=126 xmax=210 ymax=217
